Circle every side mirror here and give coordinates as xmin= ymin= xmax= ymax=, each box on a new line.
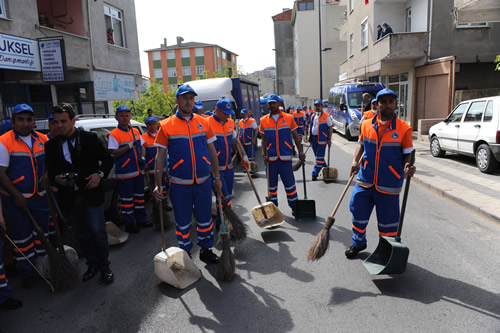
xmin=340 ymin=104 xmax=347 ymax=112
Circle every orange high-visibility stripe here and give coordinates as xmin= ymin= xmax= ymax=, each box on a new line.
xmin=121 ymin=158 xmax=131 ymax=168
xmin=286 ymin=190 xmax=297 ymax=196
xmin=315 ymin=160 xmax=324 ymax=164
xmin=172 ymin=159 xmax=184 ymax=170
xmin=269 ymin=191 xmax=277 ymax=195
xmin=388 ymin=165 xmax=401 ymax=179
xmin=379 ymin=231 xmax=397 ymax=237
xmin=49 ymin=222 xmax=55 ymax=226
xmin=34 ymin=240 xmax=41 ymax=245
xmin=267 ymin=143 xmax=272 ymax=150
xmin=13 ymin=242 xmax=34 ymax=252
xmin=134 ymin=199 xmax=145 ymax=203
xmin=203 ymin=156 xmax=211 ymax=165
xmin=0 ymin=274 xmax=5 ymax=279
xmin=217 ymin=151 xmax=221 ymax=156
xmin=322 ymin=132 xmax=328 ymax=137
xmin=352 ymin=224 xmax=366 ymax=233
xmin=284 ymin=141 xmax=293 ymax=149
xmin=176 ymin=230 xmax=190 ymax=239
xmin=12 ymin=175 xmax=25 ymax=184
xmin=120 ymin=203 xmax=134 ymax=208
xmin=227 ymin=200 xmax=232 ymax=206
xmin=197 ymin=223 xmax=213 ymax=233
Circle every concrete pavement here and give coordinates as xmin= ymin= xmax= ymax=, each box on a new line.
xmin=331 ymin=132 xmax=500 ymax=224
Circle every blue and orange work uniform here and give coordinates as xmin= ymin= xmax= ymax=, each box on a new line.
xmin=142 ymin=130 xmax=167 ymax=198
xmin=108 ymin=126 xmax=148 ymax=227
xmin=309 ymin=111 xmax=331 ymax=177
xmin=292 ymin=108 xmax=305 ymax=139
xmin=155 ymin=111 xmax=216 ymax=252
xmin=349 ymin=114 xmax=413 ymax=248
xmin=0 ymin=130 xmax=50 ymax=278
xmin=209 ymin=114 xmax=235 ymax=227
xmin=238 ymin=117 xmax=256 ymax=161
xmin=259 ymin=112 xmax=299 ymax=209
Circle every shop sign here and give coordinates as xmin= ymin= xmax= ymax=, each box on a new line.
xmin=0 ymin=33 xmax=41 ymax=72
xmin=93 ymin=71 xmax=135 ymax=101
xmin=39 ymin=38 xmax=66 ymax=82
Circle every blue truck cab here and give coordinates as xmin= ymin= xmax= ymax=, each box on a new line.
xmin=327 ymin=82 xmax=384 ymax=140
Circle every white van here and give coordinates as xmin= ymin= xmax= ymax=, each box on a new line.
xmin=428 ymin=96 xmax=500 ymax=173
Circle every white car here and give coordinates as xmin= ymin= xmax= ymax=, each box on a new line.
xmin=428 ymin=96 xmax=500 ymax=173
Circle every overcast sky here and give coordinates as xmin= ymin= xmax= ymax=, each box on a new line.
xmin=135 ymin=0 xmax=294 ymax=77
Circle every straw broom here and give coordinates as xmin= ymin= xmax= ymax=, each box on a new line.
xmin=25 ymin=209 xmax=80 ymax=291
xmin=216 ymin=193 xmax=235 ymax=281
xmin=306 ymin=161 xmax=359 ymax=261
xmin=293 ymin=145 xmax=312 ymax=171
xmin=220 ymin=195 xmax=246 ymax=243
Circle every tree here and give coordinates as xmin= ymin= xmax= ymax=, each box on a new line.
xmin=113 ymin=79 xmax=176 ymax=122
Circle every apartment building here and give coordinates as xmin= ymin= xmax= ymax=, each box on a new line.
xmin=145 ymin=38 xmax=238 ymax=93
xmin=339 ymin=0 xmax=500 ymax=128
xmin=0 ymin=0 xmax=142 ymax=119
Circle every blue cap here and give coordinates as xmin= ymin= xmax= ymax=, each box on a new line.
xmin=0 ymin=120 xmax=13 ymax=133
xmin=240 ymin=109 xmax=248 ymax=115
xmin=48 ymin=113 xmax=54 ymax=120
xmin=204 ymin=110 xmax=213 ymax=116
xmin=296 ymin=106 xmax=302 ymax=110
xmin=193 ymin=100 xmax=204 ymax=111
xmin=12 ymin=104 xmax=34 ymax=115
xmin=371 ymin=98 xmax=377 ymax=105
xmin=308 ymin=105 xmax=311 ymax=108
xmin=175 ymin=84 xmax=197 ymax=98
xmin=216 ymin=98 xmax=235 ymax=115
xmin=278 ymin=96 xmax=283 ymax=103
xmin=116 ymin=105 xmax=130 ymax=113
xmin=375 ymin=88 xmax=398 ymax=102
xmin=314 ymin=100 xmax=323 ymax=106
xmin=144 ymin=117 xmax=157 ymax=124
xmin=260 ymin=97 xmax=268 ymax=104
xmin=267 ymin=94 xmax=280 ymax=103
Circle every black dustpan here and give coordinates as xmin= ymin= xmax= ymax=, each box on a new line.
xmin=363 ymin=150 xmax=415 ymax=275
xmin=295 ymin=162 xmax=316 ymax=219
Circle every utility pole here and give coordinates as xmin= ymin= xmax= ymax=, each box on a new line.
xmin=318 ymin=0 xmax=323 ymax=100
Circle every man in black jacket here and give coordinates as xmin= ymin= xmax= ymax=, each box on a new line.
xmin=45 ymin=104 xmax=115 ymax=284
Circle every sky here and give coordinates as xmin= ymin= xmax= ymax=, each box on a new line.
xmin=135 ymin=0 xmax=295 ymax=77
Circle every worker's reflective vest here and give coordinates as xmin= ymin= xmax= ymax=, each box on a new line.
xmin=238 ymin=118 xmax=255 ymax=146
xmin=292 ymin=110 xmax=305 ymax=136
xmin=157 ymin=112 xmax=212 ymax=185
xmin=208 ymin=115 xmax=234 ymax=171
xmin=357 ymin=115 xmax=412 ymax=195
xmin=0 ymin=130 xmax=47 ymax=198
xmin=260 ymin=112 xmax=296 ymax=161
xmin=309 ymin=111 xmax=330 ymax=144
xmin=362 ymin=110 xmax=378 ymax=121
xmin=108 ymin=126 xmax=141 ymax=179
xmin=141 ymin=131 xmax=166 ymax=175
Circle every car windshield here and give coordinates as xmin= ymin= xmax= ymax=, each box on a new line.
xmin=347 ymin=91 xmax=379 ymax=108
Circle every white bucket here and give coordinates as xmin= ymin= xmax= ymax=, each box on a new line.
xmin=154 ymin=247 xmax=201 ymax=289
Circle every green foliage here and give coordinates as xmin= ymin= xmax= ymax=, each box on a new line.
xmin=495 ymin=54 xmax=500 ymax=71
xmin=113 ymin=79 xmax=176 ymax=123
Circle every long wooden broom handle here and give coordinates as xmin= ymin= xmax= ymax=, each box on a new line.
xmin=245 ymin=165 xmax=263 ymax=206
xmin=329 ymin=156 xmax=362 ymax=219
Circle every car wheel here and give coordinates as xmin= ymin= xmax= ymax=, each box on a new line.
xmin=475 ymin=144 xmax=498 ymax=173
xmin=430 ymin=137 xmax=446 ymax=157
xmin=345 ymin=124 xmax=354 ymax=141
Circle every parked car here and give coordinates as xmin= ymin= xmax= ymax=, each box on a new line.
xmin=428 ymin=96 xmax=500 ymax=173
xmin=36 ymin=115 xmax=147 ymax=225
xmin=327 ymin=82 xmax=384 ymax=140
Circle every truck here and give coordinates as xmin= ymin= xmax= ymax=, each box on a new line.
xmin=184 ymin=77 xmax=261 ymax=122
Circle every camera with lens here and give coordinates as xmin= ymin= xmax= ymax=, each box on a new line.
xmin=64 ymin=172 xmax=78 ymax=188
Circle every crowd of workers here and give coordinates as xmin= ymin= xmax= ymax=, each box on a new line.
xmin=0 ymin=83 xmax=415 ymax=311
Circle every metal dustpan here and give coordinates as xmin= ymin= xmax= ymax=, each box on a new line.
xmin=295 ymin=162 xmax=316 ymax=219
xmin=363 ymin=151 xmax=415 ymax=275
xmin=322 ymin=145 xmax=338 ymax=182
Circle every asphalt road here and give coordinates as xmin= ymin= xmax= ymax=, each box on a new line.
xmin=1 ymin=134 xmax=499 ymax=333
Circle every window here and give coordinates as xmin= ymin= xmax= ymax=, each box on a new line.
xmin=406 ymin=7 xmax=412 ymax=32
xmin=0 ymin=0 xmax=7 ymax=18
xmin=154 ymin=69 xmax=163 ymax=79
xmin=195 ymin=48 xmax=204 ymax=57
xmin=349 ymin=0 xmax=354 ymax=12
xmin=182 ymin=66 xmax=191 ymax=76
xmin=297 ymin=0 xmax=313 ymax=11
xmin=484 ymin=101 xmax=493 ymax=122
xmin=464 ymin=101 xmax=486 ymax=122
xmin=360 ymin=19 xmax=368 ymax=49
xmin=153 ymin=52 xmax=161 ymax=61
xmin=196 ymin=65 xmax=205 ymax=76
xmin=181 ymin=49 xmax=190 ymax=58
xmin=217 ymin=49 xmax=221 ymax=58
xmin=232 ymin=55 xmax=235 ymax=63
xmin=168 ymin=68 xmax=177 ymax=77
xmin=349 ymin=33 xmax=354 ymax=57
xmin=167 ymin=51 xmax=175 ymax=59
xmin=104 ymin=4 xmax=125 ymax=47
xmin=448 ymin=103 xmax=469 ymax=122
xmin=222 ymin=51 xmax=226 ymax=60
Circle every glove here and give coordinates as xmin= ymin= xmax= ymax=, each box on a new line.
xmin=241 ymin=155 xmax=250 ymax=169
xmin=128 ymin=141 xmax=134 ymax=149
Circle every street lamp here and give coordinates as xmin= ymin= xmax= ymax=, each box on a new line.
xmin=318 ymin=0 xmax=323 ymax=100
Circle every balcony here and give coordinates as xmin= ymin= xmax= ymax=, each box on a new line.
xmin=371 ymin=32 xmax=428 ymax=69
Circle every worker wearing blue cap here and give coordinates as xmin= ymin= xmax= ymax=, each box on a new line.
xmin=346 ymin=88 xmax=416 ymax=259
xmin=209 ymin=99 xmax=249 ymax=228
xmin=0 ymin=103 xmax=50 ymax=291
xmin=238 ymin=109 xmax=257 ymax=163
xmin=193 ymin=100 xmax=207 ymax=117
xmin=308 ymin=100 xmax=333 ymax=180
xmin=361 ymin=98 xmax=378 ymax=123
xmin=153 ymin=84 xmax=222 ymax=264
xmin=0 ymin=120 xmax=13 ymax=136
xmin=260 ymin=94 xmax=305 ymax=216
xmin=292 ymin=106 xmax=306 ymax=146
xmin=108 ymin=105 xmax=150 ymax=233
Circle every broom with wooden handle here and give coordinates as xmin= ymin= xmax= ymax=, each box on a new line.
xmin=216 ymin=193 xmax=235 ymax=281
xmin=293 ymin=145 xmax=311 ymax=171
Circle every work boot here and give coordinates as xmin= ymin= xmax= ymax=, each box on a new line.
xmin=101 ymin=266 xmax=114 ymax=284
xmin=0 ymin=297 xmax=23 ymax=310
xmin=199 ymin=248 xmax=219 ymax=264
xmin=138 ymin=222 xmax=153 ymax=228
xmin=312 ymin=176 xmax=318 ymax=181
xmin=125 ymin=224 xmax=140 ymax=234
xmin=345 ymin=244 xmax=367 ymax=259
xmin=82 ymin=266 xmax=98 ymax=281
xmin=21 ymin=275 xmax=38 ymax=289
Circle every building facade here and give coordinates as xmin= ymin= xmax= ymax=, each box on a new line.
xmin=246 ymin=67 xmax=276 ymax=95
xmin=0 ymin=0 xmax=142 ymax=120
xmin=145 ymin=38 xmax=238 ymax=93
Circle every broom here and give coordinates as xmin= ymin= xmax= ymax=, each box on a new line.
xmin=306 ymin=157 xmax=360 ymax=261
xmin=45 ymin=187 xmax=82 ymax=256
xmin=293 ymin=145 xmax=312 ymax=171
xmin=143 ymin=168 xmax=173 ymax=229
xmin=220 ymin=196 xmax=246 ymax=243
xmin=216 ymin=193 xmax=235 ymax=281
xmin=25 ymin=209 xmax=80 ymax=291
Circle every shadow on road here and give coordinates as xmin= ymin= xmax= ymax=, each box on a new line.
xmin=329 ymin=263 xmax=500 ymax=320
